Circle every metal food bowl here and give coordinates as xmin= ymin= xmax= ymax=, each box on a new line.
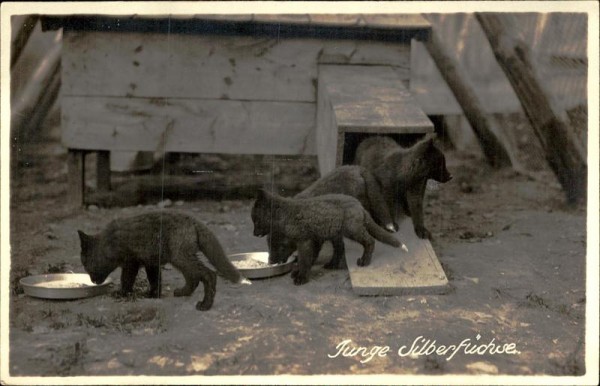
xmin=229 ymin=252 xmax=296 ymax=279
xmin=20 ymin=273 xmax=113 ymax=300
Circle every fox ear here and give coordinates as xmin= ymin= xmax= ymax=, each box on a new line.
xmin=77 ymin=230 xmax=90 ymax=244
xmin=425 ymin=133 xmax=437 ymax=144
xmin=256 ymin=188 xmax=267 ymax=200
xmin=413 ymin=134 xmax=435 ymax=153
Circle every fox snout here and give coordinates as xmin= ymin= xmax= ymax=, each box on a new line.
xmin=253 ymin=227 xmax=267 ymax=237
xmin=89 ymin=274 xmax=105 ymax=285
xmin=436 ymin=170 xmax=453 ymax=183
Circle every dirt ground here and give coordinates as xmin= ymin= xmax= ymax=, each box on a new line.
xmin=7 ymin=116 xmax=587 ymax=377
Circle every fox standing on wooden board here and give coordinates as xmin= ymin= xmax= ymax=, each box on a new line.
xmin=355 ymin=134 xmax=453 ymax=239
xmin=266 ymin=165 xmax=398 ymax=266
xmin=252 ymin=189 xmax=407 ymax=285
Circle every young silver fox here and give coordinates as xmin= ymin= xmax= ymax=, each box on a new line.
xmin=252 ymin=189 xmax=406 ymax=285
xmin=266 ymin=165 xmax=395 ymax=265
xmin=355 ymin=134 xmax=453 ymax=239
xmin=78 ymin=211 xmax=250 ymax=311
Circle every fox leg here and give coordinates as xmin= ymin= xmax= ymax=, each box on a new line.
xmin=407 ymin=182 xmax=431 ymax=239
xmin=345 ymin=227 xmax=375 ymax=267
xmin=363 ymin=171 xmax=395 ymax=232
xmin=172 ymin=255 xmax=217 ymax=311
xmin=194 ymin=264 xmax=217 ymax=311
xmin=119 ymin=260 xmax=140 ymax=295
xmin=292 ymin=240 xmax=317 ymax=285
xmin=170 ymin=248 xmax=202 ymax=297
xmin=324 ymin=236 xmax=345 ymax=269
xmin=382 ymin=183 xmax=399 ymax=232
xmin=144 ymin=264 xmax=162 ymax=298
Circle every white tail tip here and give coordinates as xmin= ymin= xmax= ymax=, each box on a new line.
xmin=385 ymin=223 xmax=395 ymax=232
xmin=401 ymin=244 xmax=409 ymax=253
xmin=240 ymin=278 xmax=252 ymax=285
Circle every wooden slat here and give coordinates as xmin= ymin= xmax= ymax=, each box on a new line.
xmin=252 ymin=14 xmax=311 ymax=24
xmin=333 ymin=101 xmax=435 ymax=133
xmin=342 ymin=217 xmax=449 ymax=295
xmin=67 ymin=150 xmax=85 ymax=206
xmin=320 ymin=65 xmax=433 ymax=133
xmin=308 ymin=14 xmax=363 ymax=26
xmin=62 ymin=97 xmax=316 ymax=155
xmin=362 ymin=14 xmax=431 ymax=30
xmin=190 ymin=14 xmax=253 ymax=22
xmin=42 ymin=14 xmax=431 ymax=37
xmin=321 ymin=66 xmax=414 ymax=103
xmin=62 ymin=31 xmax=411 ymax=101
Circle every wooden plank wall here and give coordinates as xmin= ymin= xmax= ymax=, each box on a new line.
xmin=62 ymin=31 xmax=412 ymax=154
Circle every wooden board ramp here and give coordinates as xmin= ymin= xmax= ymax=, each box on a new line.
xmin=342 ymin=217 xmax=449 ymax=296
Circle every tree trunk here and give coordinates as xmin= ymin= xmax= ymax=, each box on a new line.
xmin=475 ymin=13 xmax=587 ymax=204
xmin=422 ymin=21 xmax=513 ymax=168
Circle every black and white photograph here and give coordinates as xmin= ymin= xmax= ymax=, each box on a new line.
xmin=1 ymin=1 xmax=598 ymax=384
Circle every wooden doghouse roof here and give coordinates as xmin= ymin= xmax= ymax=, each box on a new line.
xmin=40 ymin=14 xmax=431 ymax=43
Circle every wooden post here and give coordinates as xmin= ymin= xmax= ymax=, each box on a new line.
xmin=11 ymin=15 xmax=39 ymax=69
xmin=96 ymin=151 xmax=111 ymax=192
xmin=67 ymin=150 xmax=86 ymax=206
xmin=422 ymin=20 xmax=513 ymax=168
xmin=475 ymin=13 xmax=587 ymax=204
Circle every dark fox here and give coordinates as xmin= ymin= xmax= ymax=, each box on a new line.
xmin=252 ymin=189 xmax=406 ymax=285
xmin=267 ymin=165 xmax=395 ymax=265
xmin=77 ymin=211 xmax=250 ymax=311
xmin=355 ymin=134 xmax=452 ymax=239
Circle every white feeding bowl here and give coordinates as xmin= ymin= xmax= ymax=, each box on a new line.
xmin=20 ymin=273 xmax=112 ymax=300
xmin=229 ymin=252 xmax=296 ymax=279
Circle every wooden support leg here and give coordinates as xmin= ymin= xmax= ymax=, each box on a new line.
xmin=67 ymin=150 xmax=85 ymax=206
xmin=96 ymin=151 xmax=111 ymax=192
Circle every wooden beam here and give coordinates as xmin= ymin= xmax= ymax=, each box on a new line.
xmin=96 ymin=151 xmax=111 ymax=192
xmin=422 ymin=21 xmax=513 ymax=168
xmin=475 ymin=13 xmax=587 ymax=204
xmin=67 ymin=150 xmax=85 ymax=206
xmin=11 ymin=15 xmax=39 ymax=69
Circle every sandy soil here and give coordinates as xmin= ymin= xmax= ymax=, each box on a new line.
xmin=7 ymin=128 xmax=586 ymax=377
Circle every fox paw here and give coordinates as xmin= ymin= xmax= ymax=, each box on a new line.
xmin=195 ymin=300 xmax=213 ymax=311
xmin=113 ymin=289 xmax=133 ymax=298
xmin=415 ymin=225 xmax=432 ymax=240
xmin=323 ymin=261 xmax=339 ymax=270
xmin=146 ymin=289 xmax=161 ymax=298
xmin=293 ymin=275 xmax=309 ymax=285
xmin=356 ymin=257 xmax=371 ymax=267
